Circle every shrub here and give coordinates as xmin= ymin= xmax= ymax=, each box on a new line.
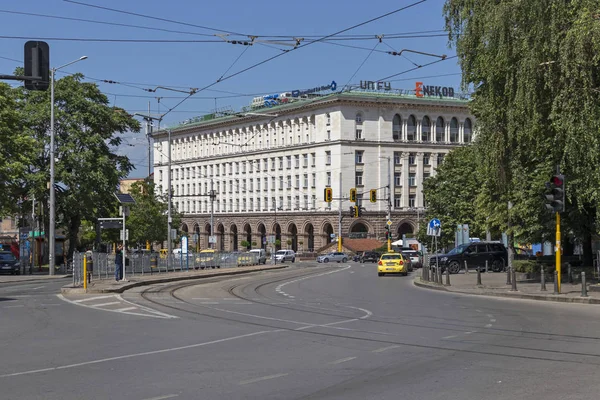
xmin=512 ymin=260 xmax=539 ymax=274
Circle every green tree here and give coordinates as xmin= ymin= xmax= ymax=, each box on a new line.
xmin=444 ymin=0 xmax=600 ymax=264
xmin=418 ymin=145 xmax=485 ymax=249
xmin=0 ymin=83 xmax=36 ymax=217
xmin=14 ymin=73 xmax=140 ymax=258
xmin=126 ymin=180 xmax=181 ymax=247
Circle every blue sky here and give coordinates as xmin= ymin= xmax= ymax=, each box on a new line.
xmin=1 ymin=0 xmax=461 ymax=178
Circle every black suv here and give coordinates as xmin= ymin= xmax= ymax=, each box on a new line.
xmin=429 ymin=242 xmax=507 ymax=274
xmin=360 ymin=251 xmax=380 ymax=263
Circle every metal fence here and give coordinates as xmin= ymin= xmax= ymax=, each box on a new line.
xmin=71 ymin=251 xmax=261 ymax=287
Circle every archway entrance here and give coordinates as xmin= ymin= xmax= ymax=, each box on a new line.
xmin=193 ymin=224 xmax=200 ymax=251
xmin=397 ymin=222 xmax=414 ymax=241
xmin=217 ymin=224 xmax=225 ymax=251
xmin=323 ymin=223 xmax=334 ymax=244
xmin=288 ymin=223 xmax=298 ymax=252
xmin=258 ymin=223 xmax=266 ymax=250
xmin=204 ymin=224 xmax=211 ymax=249
xmin=230 ymin=224 xmax=238 ymax=251
xmin=244 ymin=224 xmax=252 ymax=250
xmin=305 ymin=223 xmax=314 ymax=252
xmin=274 ymin=223 xmax=282 ymax=251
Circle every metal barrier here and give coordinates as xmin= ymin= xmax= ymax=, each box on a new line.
xmin=70 ymin=251 xmax=261 ymax=286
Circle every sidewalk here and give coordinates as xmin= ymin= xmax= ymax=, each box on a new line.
xmin=414 ymin=270 xmax=600 ymax=304
xmin=62 ymin=264 xmax=287 ymax=295
xmin=0 ymin=273 xmax=71 ymax=284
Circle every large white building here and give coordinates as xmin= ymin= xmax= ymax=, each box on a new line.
xmin=152 ymin=86 xmax=473 ymax=253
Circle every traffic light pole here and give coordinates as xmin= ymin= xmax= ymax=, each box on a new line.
xmin=338 ymin=171 xmax=343 ymax=252
xmin=556 ymin=212 xmax=561 ymax=293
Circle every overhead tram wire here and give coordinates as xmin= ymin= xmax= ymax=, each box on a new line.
xmin=0 ymin=9 xmax=218 ymax=37
xmin=375 ymin=55 xmax=458 ymax=82
xmin=340 ymin=40 xmax=382 ymax=92
xmin=63 ymin=0 xmax=247 ymax=36
xmin=133 ymin=0 xmax=430 ymax=121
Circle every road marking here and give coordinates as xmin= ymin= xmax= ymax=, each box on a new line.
xmin=373 ymin=345 xmax=401 ymax=353
xmin=73 ymin=295 xmax=114 ymax=303
xmin=91 ymin=302 xmax=121 ymax=307
xmin=31 ymin=286 xmax=46 ymax=290
xmin=346 ymin=306 xmax=373 ymax=320
xmin=485 ymin=324 xmax=493 ymax=328
xmin=141 ymin=394 xmax=179 ymax=400
xmin=0 ymin=330 xmax=281 ymax=378
xmin=490 ymin=319 xmax=496 ymax=323
xmin=58 ymin=295 xmax=178 ymax=319
xmin=475 ymin=309 xmax=482 ymax=313
xmin=8 ymin=295 xmax=30 ymax=298
xmin=113 ymin=307 xmax=137 ymax=312
xmin=3 ymin=305 xmax=24 ymax=308
xmin=275 ymin=266 xmax=351 ymax=298
xmin=464 ymin=331 xmax=475 ymax=335
xmin=487 ymin=314 xmax=494 ymax=318
xmin=329 ymin=357 xmax=356 ymax=365
xmin=239 ymin=373 xmax=288 ymax=385
xmin=442 ymin=335 xmax=458 ymax=340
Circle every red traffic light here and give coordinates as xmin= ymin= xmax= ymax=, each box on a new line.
xmin=550 ymin=175 xmax=564 ymax=186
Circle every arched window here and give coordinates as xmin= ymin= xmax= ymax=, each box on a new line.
xmin=450 ymin=117 xmax=459 ymax=143
xmin=392 ymin=114 xmax=402 ymax=141
xmin=464 ymin=118 xmax=472 ymax=143
xmin=436 ymin=117 xmax=445 ymax=142
xmin=407 ymin=115 xmax=416 ymax=141
xmin=421 ymin=116 xmax=431 ymax=142
xmin=355 ymin=113 xmax=363 ymax=124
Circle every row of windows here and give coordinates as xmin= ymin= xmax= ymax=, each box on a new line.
xmin=172 ymin=173 xmax=319 ymax=196
xmin=354 ymin=171 xmax=430 ymax=187
xmin=175 ymin=195 xmax=317 ymax=214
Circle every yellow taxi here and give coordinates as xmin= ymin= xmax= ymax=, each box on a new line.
xmin=377 ymin=252 xmax=408 ymax=276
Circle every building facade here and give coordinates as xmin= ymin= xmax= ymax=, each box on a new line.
xmin=152 ymin=89 xmax=474 ymax=253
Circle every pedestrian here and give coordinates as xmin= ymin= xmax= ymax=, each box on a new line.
xmin=115 ymin=244 xmax=123 ymax=281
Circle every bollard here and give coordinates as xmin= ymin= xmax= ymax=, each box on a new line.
xmin=581 ymin=272 xmax=589 ymax=297
xmin=553 ymin=270 xmax=559 ymax=294
xmin=485 ymin=259 xmax=489 ymax=273
xmin=445 ymin=267 xmax=451 ymax=286
xmin=511 ymin=268 xmax=517 ymax=291
xmin=464 ymin=260 xmax=469 ymax=274
xmin=540 ymin=266 xmax=547 ymax=291
xmin=477 ymin=267 xmax=482 ymax=286
xmin=438 ymin=267 xmax=443 ymax=284
xmin=506 ymin=267 xmax=512 ymax=285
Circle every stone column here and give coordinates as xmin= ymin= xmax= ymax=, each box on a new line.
xmin=445 ymin=121 xmax=451 ymax=143
xmin=431 ymin=152 xmax=439 ymax=177
xmin=402 ymin=120 xmax=408 ymax=141
xmin=416 ymin=119 xmax=422 ymax=143
xmin=459 ymin=122 xmax=464 ymax=143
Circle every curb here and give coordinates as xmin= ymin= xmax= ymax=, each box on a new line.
xmin=0 ymin=275 xmax=72 ymax=285
xmin=413 ymin=276 xmax=600 ymax=305
xmin=61 ymin=266 xmax=287 ymax=295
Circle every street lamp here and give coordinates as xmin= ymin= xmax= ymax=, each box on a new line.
xmin=49 ymin=55 xmax=87 ymax=275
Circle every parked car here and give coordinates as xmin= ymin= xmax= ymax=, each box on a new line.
xmin=360 ymin=251 xmax=380 ymax=263
xmin=274 ymin=250 xmax=296 ymax=263
xmin=248 ymin=249 xmax=267 ymax=264
xmin=317 ymin=252 xmax=348 ymax=263
xmin=430 ymin=242 xmax=508 ymax=274
xmin=400 ymin=249 xmax=422 ymax=269
xmin=0 ymin=251 xmax=20 ymax=275
xmin=377 ymin=252 xmax=409 ymax=276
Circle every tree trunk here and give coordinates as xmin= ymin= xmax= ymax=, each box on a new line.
xmin=67 ymin=214 xmax=81 ymax=260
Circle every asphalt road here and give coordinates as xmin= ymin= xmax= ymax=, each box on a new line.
xmin=2 ymin=263 xmax=600 ymax=400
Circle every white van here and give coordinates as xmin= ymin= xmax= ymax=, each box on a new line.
xmin=249 ymin=249 xmax=266 ymax=264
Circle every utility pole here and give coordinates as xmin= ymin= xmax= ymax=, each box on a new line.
xmin=338 ymin=171 xmax=343 ymax=252
xmin=210 ymin=179 xmax=215 ymax=249
xmin=31 ymin=196 xmax=35 ymax=275
xmin=146 ymin=101 xmax=151 ymax=178
xmin=167 ymin=129 xmax=172 ymax=270
xmin=387 ymin=156 xmax=392 ymax=252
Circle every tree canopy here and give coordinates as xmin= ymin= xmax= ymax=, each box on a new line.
xmin=443 ymin=0 xmax=600 ymax=263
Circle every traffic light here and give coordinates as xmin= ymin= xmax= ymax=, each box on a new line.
xmin=369 ymin=189 xmax=377 ymax=203
xmin=324 ymin=187 xmax=333 ymax=203
xmin=544 ymin=174 xmax=565 ymax=213
xmin=24 ymin=41 xmax=50 ymax=91
xmin=349 ymin=188 xmax=357 ymax=203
